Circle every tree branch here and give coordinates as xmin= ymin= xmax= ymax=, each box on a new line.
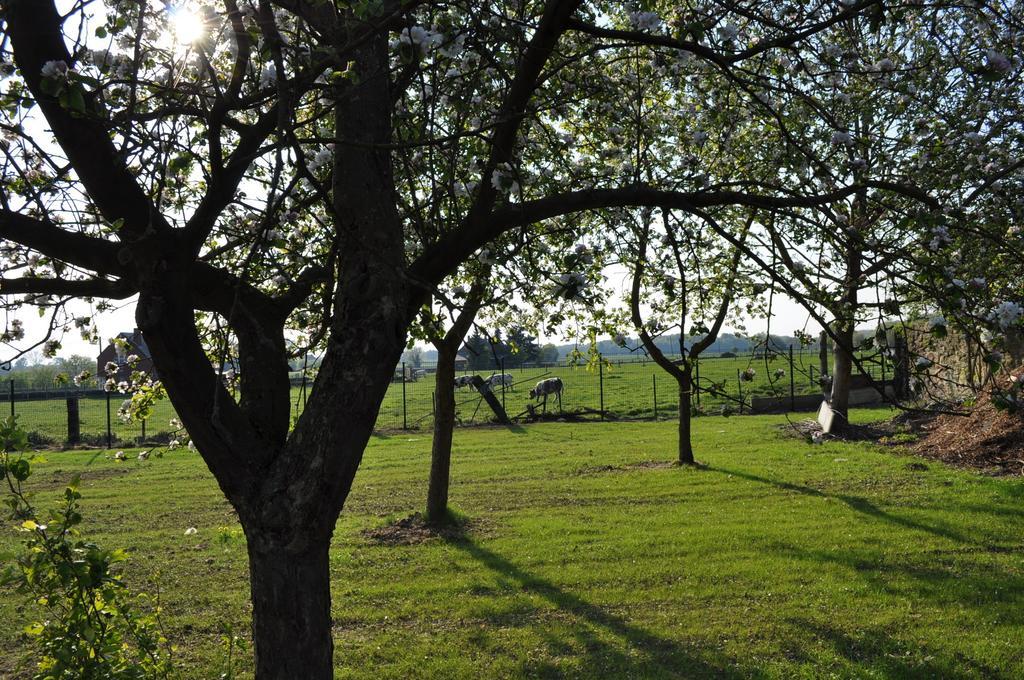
xmin=5 ymin=1 xmax=169 ymax=241
xmin=0 ymin=211 xmax=124 ymax=276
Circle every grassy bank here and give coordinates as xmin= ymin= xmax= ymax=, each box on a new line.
xmin=1 ymin=409 xmax=1021 ymax=678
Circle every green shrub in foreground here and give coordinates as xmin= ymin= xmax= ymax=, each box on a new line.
xmin=0 ymin=416 xmax=175 ymax=679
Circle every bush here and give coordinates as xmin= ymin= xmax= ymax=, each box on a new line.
xmin=0 ymin=416 xmax=175 ymax=679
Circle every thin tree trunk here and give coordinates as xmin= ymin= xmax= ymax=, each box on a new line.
xmin=247 ymin=536 xmax=333 ymax=679
xmin=677 ymin=371 xmax=694 ymax=464
xmin=427 ymin=345 xmax=458 ymax=523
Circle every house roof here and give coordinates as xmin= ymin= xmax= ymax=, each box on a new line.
xmin=110 ymin=331 xmax=151 ymax=358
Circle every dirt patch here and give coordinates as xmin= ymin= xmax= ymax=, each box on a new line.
xmin=912 ymin=393 xmax=1024 ymax=476
xmin=778 ymin=418 xmax=900 ymax=443
xmin=361 ymin=512 xmax=477 ymax=546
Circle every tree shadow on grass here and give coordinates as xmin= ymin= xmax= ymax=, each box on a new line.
xmin=786 ymin=618 xmax=1013 ymax=679
xmin=449 ymin=538 xmax=759 ymax=679
xmin=707 ymin=466 xmax=981 ymax=546
xmin=769 ymin=539 xmax=1024 ymax=628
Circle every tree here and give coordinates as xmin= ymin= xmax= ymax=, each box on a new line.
xmin=538 ymin=343 xmax=560 ymax=364
xmin=401 ymin=347 xmax=423 ymax=369
xmin=422 ymin=275 xmax=487 ymax=524
xmin=621 ymin=208 xmax=754 ymax=463
xmin=461 ymin=331 xmax=492 ymax=371
xmin=505 ymin=325 xmax=541 ymax=367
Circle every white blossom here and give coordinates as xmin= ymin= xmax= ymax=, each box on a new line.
xmin=397 ymin=26 xmax=443 ymax=51
xmin=717 ymin=23 xmax=739 ymax=41
xmin=613 ymin=332 xmax=627 ymax=347
xmin=873 ymin=57 xmax=896 ymax=72
xmin=927 ymin=225 xmax=951 ymax=251
xmin=1 ymin=319 xmax=25 ymax=341
xmin=990 ymin=301 xmax=1023 ymax=329
xmin=259 ymin=63 xmax=277 ymax=88
xmin=490 ymin=163 xmax=520 ymax=195
xmin=985 ymin=49 xmax=1012 ymax=73
xmin=40 ymin=60 xmax=69 ymax=79
xmin=554 ymin=272 xmax=588 ymax=299
xmin=628 ymin=11 xmax=662 ymax=32
xmin=307 ymin=146 xmax=333 ymax=172
xmin=831 ymin=131 xmax=853 ymax=146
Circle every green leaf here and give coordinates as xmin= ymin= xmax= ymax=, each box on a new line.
xmin=9 ymin=458 xmax=30 ymax=481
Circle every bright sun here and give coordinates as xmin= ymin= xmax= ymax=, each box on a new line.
xmin=169 ymin=6 xmax=205 ymax=45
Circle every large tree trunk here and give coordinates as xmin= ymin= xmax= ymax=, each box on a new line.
xmin=247 ymin=535 xmax=334 ymax=679
xmin=427 ymin=345 xmax=458 ymax=522
xmin=830 ymin=322 xmax=855 ymax=431
xmin=829 ymin=240 xmax=862 ymax=432
xmin=677 ymin=372 xmax=694 ymax=464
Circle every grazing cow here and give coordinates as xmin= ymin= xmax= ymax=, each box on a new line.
xmin=453 ymin=375 xmax=476 ymax=389
xmin=529 ymin=377 xmax=563 ymax=412
xmin=486 ymin=373 xmax=515 ymax=391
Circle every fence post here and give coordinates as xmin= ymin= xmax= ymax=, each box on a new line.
xmin=598 ymin=353 xmax=605 ymax=420
xmin=141 ymin=418 xmax=146 ymax=444
xmin=652 ymin=374 xmax=658 ymax=419
xmin=402 ymin=361 xmax=408 ymax=430
xmin=431 ymin=391 xmax=436 ymax=421
xmin=105 ymin=389 xmax=112 ymax=449
xmin=810 ymin=364 xmax=815 ymax=386
xmin=8 ymin=379 xmax=13 ymax=418
xmin=500 ymin=357 xmax=506 ymax=413
xmin=66 ymin=396 xmax=80 ymax=445
xmin=694 ymin=359 xmax=701 ymax=408
xmin=736 ymin=369 xmax=743 ymax=415
xmin=789 ymin=345 xmax=795 ymax=411
xmin=819 ymin=330 xmax=829 ymax=378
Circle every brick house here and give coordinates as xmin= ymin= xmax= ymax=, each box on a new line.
xmin=96 ymin=329 xmax=157 ymax=382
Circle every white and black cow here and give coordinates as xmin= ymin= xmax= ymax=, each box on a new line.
xmin=486 ymin=373 xmax=515 ymax=391
xmin=454 ymin=375 xmax=476 ymax=390
xmin=529 ymin=377 xmax=563 ymax=412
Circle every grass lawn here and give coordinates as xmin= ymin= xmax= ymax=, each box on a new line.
xmin=1 ymin=408 xmax=1021 ymax=678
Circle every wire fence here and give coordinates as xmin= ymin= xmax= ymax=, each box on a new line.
xmin=5 ymin=346 xmax=897 ymax=448
xmin=295 ymin=346 xmax=895 ymax=431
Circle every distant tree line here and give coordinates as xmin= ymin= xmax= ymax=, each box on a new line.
xmin=2 ymin=355 xmax=96 ymax=390
xmin=460 ymin=327 xmax=558 ymax=370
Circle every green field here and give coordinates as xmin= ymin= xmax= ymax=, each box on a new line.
xmin=2 ymin=351 xmax=885 ymax=444
xmin=1 ymin=409 xmax=1020 ymax=678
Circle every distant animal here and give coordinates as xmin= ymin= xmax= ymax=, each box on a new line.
xmin=486 ymin=373 xmax=515 ymax=390
xmin=454 ymin=375 xmax=476 ymax=389
xmin=529 ymin=377 xmax=563 ymax=412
